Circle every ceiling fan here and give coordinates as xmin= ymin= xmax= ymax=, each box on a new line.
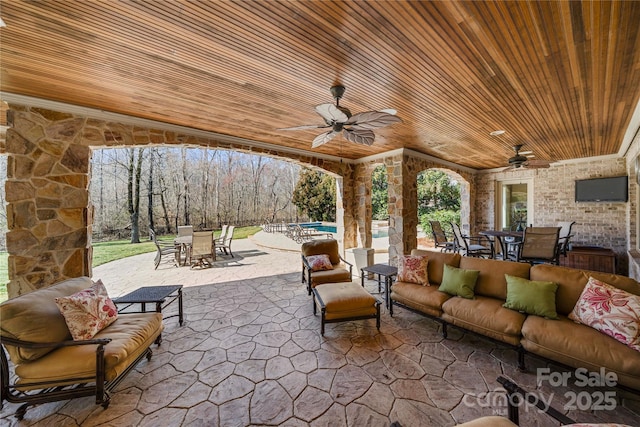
xmin=279 ymin=85 xmax=402 ymax=148
xmin=504 ymin=144 xmax=552 ymax=170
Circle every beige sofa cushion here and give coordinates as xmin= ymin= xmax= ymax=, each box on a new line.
xmin=521 ymin=315 xmax=640 ymax=390
xmin=410 ymin=249 xmax=461 ymax=286
xmin=529 ymin=264 xmax=640 ymax=315
xmin=455 ymin=417 xmax=516 ymax=427
xmin=391 ymin=281 xmax=451 ymax=317
xmin=15 ymin=313 xmax=164 ymax=388
xmin=441 ymin=295 xmax=526 ymax=346
xmin=0 ymin=277 xmax=93 ymax=364
xmin=459 ymin=257 xmax=531 ymax=300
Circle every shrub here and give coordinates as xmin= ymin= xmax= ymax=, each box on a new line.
xmin=420 ymin=210 xmax=460 ymax=236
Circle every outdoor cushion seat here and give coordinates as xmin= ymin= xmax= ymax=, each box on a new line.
xmin=301 ymin=238 xmax=353 ymax=295
xmin=14 ymin=313 xmax=163 ymax=388
xmin=313 ymin=281 xmax=380 ymax=335
xmin=521 ymin=310 xmax=640 ymax=391
xmin=441 ymin=296 xmax=526 ymax=346
xmin=390 ymin=282 xmax=451 ymax=317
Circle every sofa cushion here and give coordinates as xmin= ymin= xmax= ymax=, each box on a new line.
xmin=55 ymin=280 xmax=119 ymax=340
xmin=306 ymin=254 xmax=334 ymax=272
xmin=439 ymin=264 xmax=479 ymax=299
xmin=568 ymin=277 xmax=640 ymax=352
xmin=15 ymin=313 xmax=164 ymax=388
xmin=459 ymin=257 xmax=531 ymax=300
xmin=397 ymin=254 xmax=429 ymax=285
xmin=411 ymin=249 xmax=461 ymax=286
xmin=0 ymin=277 xmax=93 ymax=364
xmin=521 ymin=315 xmax=640 ymax=390
xmin=503 ymin=275 xmax=559 ymax=319
xmin=391 ymin=281 xmax=451 ymax=317
xmin=441 ymin=295 xmax=526 ymax=346
xmin=530 ymin=264 xmax=640 ymax=315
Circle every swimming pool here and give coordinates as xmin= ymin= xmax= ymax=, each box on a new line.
xmin=307 ymin=224 xmax=389 ymax=238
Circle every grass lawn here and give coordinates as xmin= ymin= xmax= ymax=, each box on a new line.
xmin=0 ymin=226 xmax=262 ymax=303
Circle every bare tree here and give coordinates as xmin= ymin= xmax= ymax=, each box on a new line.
xmin=127 ymin=147 xmax=145 ymax=243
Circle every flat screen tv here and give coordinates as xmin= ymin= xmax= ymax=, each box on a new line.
xmin=575 ymin=176 xmax=628 ymax=202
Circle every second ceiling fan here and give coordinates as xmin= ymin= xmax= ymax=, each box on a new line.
xmin=504 ymin=144 xmax=552 ymax=170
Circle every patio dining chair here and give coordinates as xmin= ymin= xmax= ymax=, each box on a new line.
xmin=557 ymin=221 xmax=576 ymax=256
xmin=429 ymin=221 xmax=456 ymax=252
xmin=449 ymin=222 xmax=494 ymax=258
xmin=217 ymin=225 xmax=235 ymax=257
xmin=214 ymin=225 xmax=229 ymax=247
xmin=149 ymin=228 xmax=179 ymax=269
xmin=509 ymin=226 xmax=561 ymax=265
xmin=190 ymin=230 xmax=215 ymax=268
xmin=177 ymin=225 xmax=193 ymax=237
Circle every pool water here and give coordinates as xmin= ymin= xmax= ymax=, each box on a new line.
xmin=309 ymin=224 xmax=389 ymax=238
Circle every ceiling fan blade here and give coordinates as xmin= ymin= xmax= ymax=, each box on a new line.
xmin=346 ymin=111 xmax=402 ymax=129
xmin=278 ymin=124 xmax=328 ymax=131
xmin=311 ymin=131 xmax=338 ymax=148
xmin=315 ymin=103 xmax=349 ymax=124
xmin=343 ymin=128 xmax=375 ymax=145
xmin=379 ymin=108 xmax=397 ymax=115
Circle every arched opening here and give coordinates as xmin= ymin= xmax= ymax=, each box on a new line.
xmin=416 ymin=168 xmax=462 ymax=250
xmin=371 ymin=164 xmax=389 ymax=255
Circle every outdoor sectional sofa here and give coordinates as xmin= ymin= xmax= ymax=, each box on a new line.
xmin=390 ymin=249 xmax=640 ymax=391
xmin=0 ymin=277 xmax=164 ymax=419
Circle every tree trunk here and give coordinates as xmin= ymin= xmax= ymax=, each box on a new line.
xmin=147 ymin=148 xmax=155 ymax=235
xmin=182 ymin=147 xmax=190 ymax=225
xmin=128 ymin=148 xmax=144 ymax=243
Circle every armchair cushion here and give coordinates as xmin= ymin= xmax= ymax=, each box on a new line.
xmin=55 ymin=279 xmax=119 ymax=340
xmin=397 ymin=254 xmax=429 ymax=285
xmin=301 ymin=239 xmax=340 ymax=265
xmin=306 ymin=254 xmax=334 ymax=272
xmin=569 ymin=277 xmax=640 ymax=352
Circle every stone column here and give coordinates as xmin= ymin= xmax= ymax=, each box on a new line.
xmin=387 ymin=154 xmax=417 ymax=265
xmin=353 ymin=163 xmax=373 ymax=248
xmin=5 ymin=107 xmax=92 ymax=297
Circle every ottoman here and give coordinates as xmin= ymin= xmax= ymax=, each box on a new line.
xmin=312 ymin=281 xmax=381 ymax=335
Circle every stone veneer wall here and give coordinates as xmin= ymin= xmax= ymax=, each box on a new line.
xmin=476 ymin=158 xmax=630 ymax=274
xmin=4 ymin=105 xmax=359 ymax=297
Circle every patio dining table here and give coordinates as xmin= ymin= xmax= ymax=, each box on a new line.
xmin=480 ymin=230 xmax=523 ymax=260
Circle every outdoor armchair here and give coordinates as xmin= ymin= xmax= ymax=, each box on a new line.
xmin=301 ymin=239 xmax=353 ymax=295
xmin=217 ymin=225 xmax=235 ymax=257
xmin=557 ymin=221 xmax=576 ymax=256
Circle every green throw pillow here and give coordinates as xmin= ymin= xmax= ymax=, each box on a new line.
xmin=438 ymin=264 xmax=479 ymax=299
xmin=503 ymin=274 xmax=559 ymax=319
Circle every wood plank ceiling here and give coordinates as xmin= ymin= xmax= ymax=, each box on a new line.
xmin=1 ymin=1 xmax=639 ymax=170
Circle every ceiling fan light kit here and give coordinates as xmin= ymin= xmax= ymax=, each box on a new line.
xmin=279 ymin=85 xmax=402 ymax=148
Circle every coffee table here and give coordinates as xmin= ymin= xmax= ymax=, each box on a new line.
xmin=113 ymin=285 xmax=184 ymax=325
xmin=360 ymin=264 xmax=397 ymax=309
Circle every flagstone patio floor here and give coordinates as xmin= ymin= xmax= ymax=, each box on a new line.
xmin=2 ymin=236 xmax=639 ymax=426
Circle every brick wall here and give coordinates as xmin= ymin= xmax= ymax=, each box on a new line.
xmin=476 ymin=158 xmax=629 ymax=273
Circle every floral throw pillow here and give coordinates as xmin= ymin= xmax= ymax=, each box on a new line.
xmin=397 ymin=255 xmax=429 ymax=286
xmin=306 ymin=254 xmax=334 ymax=271
xmin=55 ymin=279 xmax=119 ymax=341
xmin=568 ymin=277 xmax=640 ymax=352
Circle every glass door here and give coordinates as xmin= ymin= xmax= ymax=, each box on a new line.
xmin=497 ymin=179 xmax=533 ymax=231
